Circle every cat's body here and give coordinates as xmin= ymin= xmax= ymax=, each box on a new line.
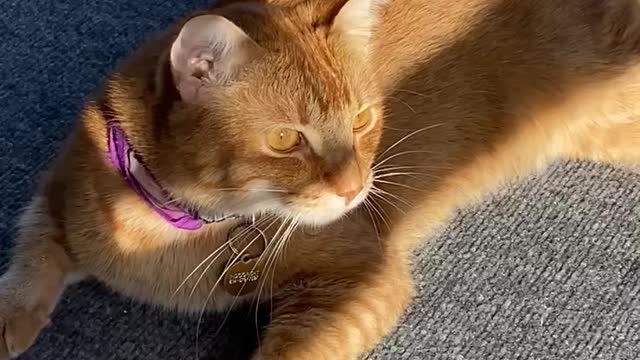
xmin=2 ymin=0 xmax=640 ymax=359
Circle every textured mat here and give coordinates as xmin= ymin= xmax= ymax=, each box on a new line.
xmin=1 ymin=1 xmax=639 ymax=359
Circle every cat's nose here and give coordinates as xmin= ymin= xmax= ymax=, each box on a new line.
xmin=336 ymin=184 xmax=363 ymax=204
xmin=324 ymin=152 xmax=366 ymax=205
xmin=330 ymin=169 xmax=364 ymax=204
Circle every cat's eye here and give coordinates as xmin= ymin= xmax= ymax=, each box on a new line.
xmin=266 ymin=128 xmax=301 ymax=152
xmin=353 ymin=107 xmax=373 ymax=131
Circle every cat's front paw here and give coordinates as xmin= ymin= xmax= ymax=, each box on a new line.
xmin=0 ymin=290 xmax=51 ymax=359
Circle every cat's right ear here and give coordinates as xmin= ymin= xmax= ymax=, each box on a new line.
xmin=331 ymin=0 xmax=387 ymax=58
xmin=170 ymin=14 xmax=262 ymax=103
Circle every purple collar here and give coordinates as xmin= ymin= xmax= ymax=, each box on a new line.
xmin=107 ymin=122 xmax=238 ymax=230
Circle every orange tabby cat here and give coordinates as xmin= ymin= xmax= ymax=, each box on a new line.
xmin=2 ymin=0 xmax=640 ymax=359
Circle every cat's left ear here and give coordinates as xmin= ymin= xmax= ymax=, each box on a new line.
xmin=331 ymin=0 xmax=387 ymax=56
xmin=169 ymin=14 xmax=263 ymax=103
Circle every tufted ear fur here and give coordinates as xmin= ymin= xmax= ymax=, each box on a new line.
xmin=170 ymin=14 xmax=262 ymax=103
xmin=331 ymin=0 xmax=387 ymax=56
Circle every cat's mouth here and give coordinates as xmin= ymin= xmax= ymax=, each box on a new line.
xmin=197 ymin=174 xmax=373 ymax=227
xmin=277 ymin=173 xmax=373 ymax=226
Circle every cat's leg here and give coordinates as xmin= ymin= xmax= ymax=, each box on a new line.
xmin=252 ymin=250 xmax=413 ymax=360
xmin=0 ymin=197 xmax=78 ymax=359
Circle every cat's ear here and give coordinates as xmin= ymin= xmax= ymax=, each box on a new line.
xmin=331 ymin=0 xmax=386 ymax=55
xmin=170 ymin=14 xmax=262 ymax=103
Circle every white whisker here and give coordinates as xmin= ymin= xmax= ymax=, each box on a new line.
xmin=195 ymin=218 xmax=278 ymax=358
xmin=269 ymin=216 xmax=299 ymax=313
xmin=255 ymin=217 xmax=293 ymax=325
xmin=366 ymin=196 xmax=391 ymax=232
xmin=370 ymin=189 xmax=406 ymax=215
xmin=374 ymin=179 xmax=426 ymax=192
xmin=179 ymin=217 xmax=269 ymax=297
xmin=389 ymin=96 xmax=416 ymax=114
xmin=362 ymin=200 xmax=383 ymax=250
xmin=170 ymin=216 xmax=268 ymax=300
xmin=373 ymin=150 xmax=441 ymax=171
xmin=392 ymin=88 xmax=427 ymax=97
xmin=376 ymin=124 xmax=443 ymax=163
xmin=187 ymin=216 xmax=271 ymax=298
xmin=374 ymin=164 xmax=452 ymax=172
xmin=209 ymin=216 xmax=280 ymax=342
xmin=375 ymin=171 xmax=425 ymax=179
xmin=370 ymin=187 xmax=411 ymax=207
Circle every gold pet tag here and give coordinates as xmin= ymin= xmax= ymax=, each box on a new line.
xmin=222 ymin=223 xmax=266 ymax=297
xmin=223 ymin=256 xmax=262 ymax=296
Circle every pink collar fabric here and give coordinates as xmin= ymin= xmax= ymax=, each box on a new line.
xmin=107 ymin=122 xmax=237 ymax=230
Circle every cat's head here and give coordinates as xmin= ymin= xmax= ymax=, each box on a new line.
xmin=163 ymin=0 xmax=386 ymax=226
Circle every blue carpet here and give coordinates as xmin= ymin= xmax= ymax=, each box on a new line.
xmin=1 ymin=1 xmax=262 ymax=359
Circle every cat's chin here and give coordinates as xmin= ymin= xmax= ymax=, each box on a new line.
xmin=291 ymin=174 xmax=373 ymax=226
xmin=281 ymin=189 xmax=370 ymax=227
xmin=206 ymin=178 xmax=372 ymax=227
xmin=296 ymin=209 xmax=348 ymax=227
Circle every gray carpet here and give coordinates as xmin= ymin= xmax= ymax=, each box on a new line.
xmin=368 ymin=161 xmax=640 ymax=360
xmin=1 ymin=1 xmax=639 ymax=359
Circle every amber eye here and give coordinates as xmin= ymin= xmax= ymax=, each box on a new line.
xmin=353 ymin=106 xmax=373 ymax=130
xmin=266 ymin=128 xmax=301 ymax=152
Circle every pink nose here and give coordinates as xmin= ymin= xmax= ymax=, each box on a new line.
xmin=336 ymin=185 xmax=363 ymax=204
xmin=325 ymin=153 xmax=366 ymax=205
